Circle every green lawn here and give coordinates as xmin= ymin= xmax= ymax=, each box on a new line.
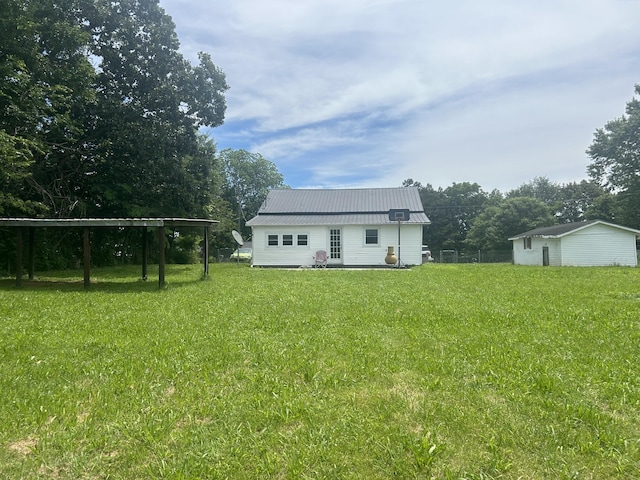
xmin=1 ymin=264 xmax=639 ymax=479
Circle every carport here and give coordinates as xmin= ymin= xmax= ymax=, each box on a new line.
xmin=0 ymin=218 xmax=218 ymax=288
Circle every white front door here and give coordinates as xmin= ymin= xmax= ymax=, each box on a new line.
xmin=329 ymin=228 xmax=342 ymax=264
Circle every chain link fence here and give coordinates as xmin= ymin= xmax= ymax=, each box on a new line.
xmin=430 ymin=249 xmax=513 ymax=264
xmin=432 ymin=249 xmax=640 ymax=264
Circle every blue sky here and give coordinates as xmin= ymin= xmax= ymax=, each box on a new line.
xmin=161 ymin=0 xmax=640 ymax=192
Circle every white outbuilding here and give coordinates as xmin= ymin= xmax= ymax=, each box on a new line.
xmin=509 ymin=220 xmax=640 ymax=267
xmin=246 ymin=187 xmax=430 ymax=267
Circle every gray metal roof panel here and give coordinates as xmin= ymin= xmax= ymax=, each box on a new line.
xmin=508 ymin=221 xmax=595 ymax=239
xmin=246 ymin=212 xmax=431 ymax=226
xmin=508 ymin=220 xmax=640 ymax=240
xmin=257 ymin=187 xmax=425 ymax=214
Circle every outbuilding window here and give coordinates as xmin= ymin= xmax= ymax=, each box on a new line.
xmin=268 ymin=234 xmax=278 ymax=246
xmin=283 ymin=234 xmax=293 ymax=246
xmin=297 ymin=234 xmax=308 ymax=246
xmin=523 ymin=237 xmax=532 ymax=249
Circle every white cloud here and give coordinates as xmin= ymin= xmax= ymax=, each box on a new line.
xmin=251 ymin=123 xmax=366 ymax=160
xmin=162 ymin=0 xmax=640 ymax=190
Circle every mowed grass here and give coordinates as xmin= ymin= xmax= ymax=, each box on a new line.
xmin=0 ymin=264 xmax=639 ymax=479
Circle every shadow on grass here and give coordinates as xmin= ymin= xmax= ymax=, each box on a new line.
xmin=0 ymin=277 xmax=208 ymax=292
xmin=0 ymin=265 xmax=210 ymax=293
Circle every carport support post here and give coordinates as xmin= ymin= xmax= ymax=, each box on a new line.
xmin=203 ymin=226 xmax=209 ymax=277
xmin=83 ymin=227 xmax=91 ymax=288
xmin=141 ymin=226 xmax=148 ymax=281
xmin=15 ymin=228 xmax=23 ymax=288
xmin=28 ymin=227 xmax=35 ymax=280
xmin=158 ymin=226 xmax=166 ymax=288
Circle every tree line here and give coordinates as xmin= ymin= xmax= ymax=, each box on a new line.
xmin=404 ymin=177 xmax=611 ymax=255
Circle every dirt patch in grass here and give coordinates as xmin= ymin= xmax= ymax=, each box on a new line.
xmin=8 ymin=437 xmax=37 ymax=456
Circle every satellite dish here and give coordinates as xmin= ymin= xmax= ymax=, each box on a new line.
xmin=232 ymin=230 xmax=244 ymax=246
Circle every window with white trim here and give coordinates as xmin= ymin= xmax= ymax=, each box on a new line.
xmin=365 ymin=228 xmax=379 ymax=245
xmin=523 ymin=237 xmax=532 ymax=249
xmin=266 ymin=232 xmax=310 ymax=247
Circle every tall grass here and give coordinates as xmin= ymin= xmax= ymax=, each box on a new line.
xmin=1 ymin=264 xmax=639 ymax=479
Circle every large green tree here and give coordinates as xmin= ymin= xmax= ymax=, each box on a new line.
xmin=220 ymin=149 xmax=287 ymax=239
xmin=0 ymin=0 xmax=94 ymax=216
xmin=556 ymin=180 xmax=609 ymax=223
xmin=465 ymin=197 xmax=554 ymax=251
xmin=587 ymin=84 xmax=640 ymax=228
xmin=406 ymin=180 xmax=499 ymax=251
xmin=507 ymin=177 xmax=609 ymax=224
xmin=1 ymin=0 xmax=228 ymax=218
xmin=506 ymin=176 xmax=561 ymax=206
xmin=85 ymin=0 xmax=228 ymax=217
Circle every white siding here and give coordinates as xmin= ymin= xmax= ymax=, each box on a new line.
xmin=395 ymin=224 xmax=423 ymax=265
xmin=341 ymin=224 xmax=422 ymax=266
xmin=251 ymin=223 xmax=423 ymax=267
xmin=560 ymin=223 xmax=637 ymax=266
xmin=512 ymin=237 xmax=539 ymax=265
xmin=513 ymin=237 xmax=562 ymax=266
xmin=547 ymin=238 xmax=562 ymax=266
xmin=512 ymin=223 xmax=638 ymax=267
xmin=251 ymin=226 xmax=324 ymax=267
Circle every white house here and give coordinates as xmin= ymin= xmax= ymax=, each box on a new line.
xmin=246 ymin=187 xmax=430 ymax=267
xmin=509 ymin=220 xmax=640 ymax=267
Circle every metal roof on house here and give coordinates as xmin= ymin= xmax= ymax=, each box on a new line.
xmin=246 ymin=187 xmax=430 ymax=226
xmin=508 ymin=220 xmax=640 ymax=240
xmin=246 ymin=212 xmax=430 ymax=226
